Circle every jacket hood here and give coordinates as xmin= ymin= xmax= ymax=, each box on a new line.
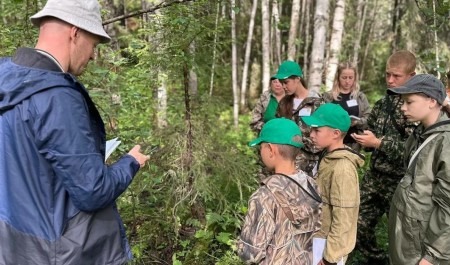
xmin=323 ymin=148 xmax=365 ymax=169
xmin=0 ymin=58 xmax=75 ymax=111
xmin=421 ymin=112 xmax=450 ymax=136
xmin=263 ymin=172 xmax=321 ymax=226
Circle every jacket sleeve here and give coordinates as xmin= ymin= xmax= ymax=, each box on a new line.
xmin=237 ymin=189 xmax=275 ymax=264
xmin=32 ymin=87 xmax=140 ymax=212
xmin=357 ymin=92 xmax=371 ymax=126
xmin=423 ymin=141 xmax=450 ymax=261
xmin=250 ymin=91 xmax=269 ymax=133
xmin=324 ymin=161 xmax=359 ymax=263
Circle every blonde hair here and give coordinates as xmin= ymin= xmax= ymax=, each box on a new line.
xmin=387 ymin=50 xmax=416 ymax=74
xmin=331 ymin=62 xmax=360 ymax=101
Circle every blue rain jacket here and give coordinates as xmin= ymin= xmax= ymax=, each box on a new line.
xmin=0 ymin=58 xmax=140 ymax=265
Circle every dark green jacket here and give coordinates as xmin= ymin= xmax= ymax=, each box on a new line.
xmin=389 ymin=113 xmax=450 ymax=265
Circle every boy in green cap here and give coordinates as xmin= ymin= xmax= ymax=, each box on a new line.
xmin=238 ymin=118 xmax=322 ymax=264
xmin=302 ymin=103 xmax=365 ymax=265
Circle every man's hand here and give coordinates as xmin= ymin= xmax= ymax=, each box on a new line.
xmin=351 ymin=130 xmax=381 ymax=149
xmin=128 ymin=145 xmax=150 ymax=168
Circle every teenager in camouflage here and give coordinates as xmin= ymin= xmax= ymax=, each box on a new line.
xmin=238 ymin=118 xmax=321 ymax=264
xmin=351 ymin=50 xmax=417 ymax=264
xmin=275 ymin=60 xmax=323 ymax=176
xmin=304 ymin=103 xmax=365 ymax=264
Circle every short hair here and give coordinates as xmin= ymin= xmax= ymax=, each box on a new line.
xmin=386 ymin=50 xmax=416 ymax=74
xmin=277 ymin=135 xmax=302 ymax=160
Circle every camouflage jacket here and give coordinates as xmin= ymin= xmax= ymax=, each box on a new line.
xmin=250 ymin=90 xmax=272 ymax=133
xmin=367 ymin=94 xmax=416 ymax=176
xmin=238 ymin=172 xmax=322 ymax=265
xmin=277 ymin=95 xmax=324 ymax=175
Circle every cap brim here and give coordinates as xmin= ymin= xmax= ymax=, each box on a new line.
xmin=387 ymin=86 xmax=420 ymax=96
xmin=302 ymin=115 xmax=324 ymax=128
xmin=248 ymin=138 xmax=263 ymax=147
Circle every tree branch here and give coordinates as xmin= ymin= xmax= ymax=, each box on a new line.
xmin=102 ymin=0 xmax=196 ymax=26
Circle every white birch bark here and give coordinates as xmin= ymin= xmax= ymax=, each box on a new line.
xmin=157 ymin=73 xmax=168 ymax=128
xmin=308 ymin=0 xmax=330 ymax=93
xmin=261 ymin=0 xmax=271 ymax=92
xmin=325 ymin=0 xmax=345 ymax=91
xmin=271 ymin=0 xmax=281 ymax=67
xmin=231 ymin=0 xmax=239 ymax=127
xmin=209 ymin=2 xmax=220 ymax=96
xmin=287 ymin=0 xmax=301 ymax=60
xmin=302 ymin=0 xmax=311 ymax=78
xmin=240 ymin=0 xmax=258 ymax=110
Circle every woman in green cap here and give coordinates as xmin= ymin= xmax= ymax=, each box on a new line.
xmin=250 ymin=78 xmax=285 ymax=134
xmin=275 ymin=60 xmax=323 ymax=176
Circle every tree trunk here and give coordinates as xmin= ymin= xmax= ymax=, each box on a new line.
xmin=287 ymin=0 xmax=301 ymax=60
xmin=209 ymin=1 xmax=220 ymax=96
xmin=249 ymin=60 xmax=262 ymax=107
xmin=325 ymin=0 xmax=345 ymax=91
xmin=157 ymin=73 xmax=168 ymax=128
xmin=271 ymin=0 xmax=281 ymax=67
xmin=302 ymin=0 xmax=312 ymax=78
xmin=432 ymin=0 xmax=440 ymax=78
xmin=231 ymin=0 xmax=239 ymax=127
xmin=308 ymin=0 xmax=330 ymax=93
xmin=188 ymin=42 xmax=198 ymax=96
xmin=261 ymin=0 xmax=271 ymax=92
xmin=360 ymin=0 xmax=378 ymax=81
xmin=240 ymin=0 xmax=258 ymax=111
xmin=352 ymin=0 xmax=366 ymax=67
xmin=391 ymin=0 xmax=404 ymax=52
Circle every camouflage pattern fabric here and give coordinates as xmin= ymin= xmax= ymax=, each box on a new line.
xmin=356 ymin=94 xmax=416 ymax=264
xmin=250 ymin=90 xmax=272 ymax=134
xmin=293 ymin=97 xmax=323 ymax=176
xmin=238 ymin=172 xmax=321 ymax=265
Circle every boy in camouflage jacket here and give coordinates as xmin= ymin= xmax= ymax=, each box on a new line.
xmin=238 ymin=118 xmax=322 ymax=264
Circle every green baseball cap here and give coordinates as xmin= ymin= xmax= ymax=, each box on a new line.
xmin=302 ymin=103 xmax=351 ymax=132
xmin=249 ymin=118 xmax=303 ymax=148
xmin=272 ymin=60 xmax=303 ymax=80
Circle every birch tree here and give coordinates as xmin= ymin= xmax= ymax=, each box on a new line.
xmin=325 ymin=0 xmax=345 ymax=90
xmin=287 ymin=0 xmax=301 ymax=60
xmin=231 ymin=0 xmax=239 ymax=127
xmin=302 ymin=0 xmax=312 ymax=78
xmin=240 ymin=0 xmax=258 ymax=110
xmin=271 ymin=0 xmax=281 ymax=66
xmin=261 ymin=0 xmax=271 ymax=92
xmin=308 ymin=0 xmax=330 ymax=93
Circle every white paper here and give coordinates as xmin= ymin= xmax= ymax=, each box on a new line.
xmin=105 ymin=137 xmax=121 ymax=161
xmin=298 ymin=107 xmax=312 ymax=116
xmin=313 ymin=238 xmax=344 ymax=265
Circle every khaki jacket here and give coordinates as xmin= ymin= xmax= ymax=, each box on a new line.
xmin=389 ymin=113 xmax=450 ymax=265
xmin=315 ymin=148 xmax=365 ymax=263
xmin=238 ymin=172 xmax=322 ymax=264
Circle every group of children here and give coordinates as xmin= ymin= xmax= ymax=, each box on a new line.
xmin=238 ymin=54 xmax=450 ymax=264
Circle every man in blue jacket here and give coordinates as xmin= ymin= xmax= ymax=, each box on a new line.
xmin=0 ymin=0 xmax=149 ymax=264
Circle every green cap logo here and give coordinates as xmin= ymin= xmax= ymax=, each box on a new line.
xmin=272 ymin=60 xmax=303 ymax=80
xmin=302 ymin=103 xmax=351 ymax=132
xmin=249 ymin=118 xmax=303 ymax=148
